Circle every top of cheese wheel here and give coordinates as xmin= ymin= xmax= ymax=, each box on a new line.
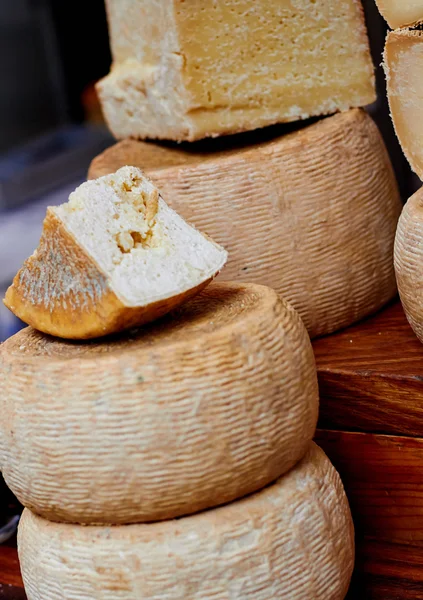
xmin=376 ymin=0 xmax=423 ymax=28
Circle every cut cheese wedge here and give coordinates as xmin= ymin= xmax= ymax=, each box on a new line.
xmin=3 ymin=166 xmax=227 ymax=339
xmin=97 ymin=0 xmax=375 ymax=141
xmin=90 ymin=109 xmax=402 ymax=338
xmin=384 ymin=28 xmax=423 ymax=179
xmin=375 ymin=0 xmax=423 ymax=29
xmin=395 ymin=186 xmax=423 ymax=343
xmin=18 ymin=443 xmax=354 ymax=600
xmin=0 ymin=282 xmax=318 ymax=524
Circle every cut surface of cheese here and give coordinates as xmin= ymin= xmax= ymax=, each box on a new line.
xmin=18 ymin=443 xmax=354 ymax=600
xmin=90 ymin=109 xmax=402 ymax=338
xmin=384 ymin=29 xmax=423 ymax=179
xmin=3 ymin=166 xmax=227 ymax=339
xmin=395 ymin=187 xmax=423 ymax=343
xmin=0 ymin=282 xmax=319 ymax=524
xmin=97 ymin=0 xmax=375 ymax=141
xmin=375 ymin=0 xmax=423 ymax=28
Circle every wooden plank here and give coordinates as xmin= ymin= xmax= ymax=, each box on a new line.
xmin=347 ymin=537 xmax=423 ymax=599
xmin=0 ymin=545 xmax=23 ymax=589
xmin=314 ymin=301 xmax=423 ymax=438
xmin=316 ymin=429 xmax=423 ymax=545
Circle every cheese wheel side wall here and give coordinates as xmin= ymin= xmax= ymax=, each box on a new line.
xmin=90 ymin=109 xmax=402 ymax=338
xmin=0 ymin=283 xmax=319 ymax=524
xmin=395 ymin=187 xmax=423 ymax=343
xmin=17 ymin=443 xmax=354 ymax=600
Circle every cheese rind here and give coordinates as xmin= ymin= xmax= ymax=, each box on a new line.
xmin=375 ymin=0 xmax=423 ymax=28
xmin=18 ymin=443 xmax=354 ymax=600
xmin=384 ymin=28 xmax=423 ymax=179
xmin=98 ymin=0 xmax=376 ymax=141
xmin=0 ymin=282 xmax=319 ymax=524
xmin=3 ymin=167 xmax=227 ymax=339
xmin=90 ymin=109 xmax=402 ymax=338
xmin=395 ymin=187 xmax=423 ymax=343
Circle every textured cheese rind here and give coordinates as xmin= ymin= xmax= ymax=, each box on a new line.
xmin=90 ymin=109 xmax=402 ymax=338
xmin=375 ymin=0 xmax=423 ymax=28
xmin=0 ymin=282 xmax=319 ymax=524
xmin=394 ymin=187 xmax=423 ymax=343
xmin=18 ymin=444 xmax=354 ymax=600
xmin=384 ymin=29 xmax=423 ymax=179
xmin=3 ymin=167 xmax=227 ymax=339
xmin=97 ymin=0 xmax=375 ymax=141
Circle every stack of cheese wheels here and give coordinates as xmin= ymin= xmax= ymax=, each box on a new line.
xmin=1 ymin=283 xmax=355 ymax=599
xmin=373 ymin=1 xmax=423 ymax=343
xmin=90 ymin=109 xmax=402 ymax=339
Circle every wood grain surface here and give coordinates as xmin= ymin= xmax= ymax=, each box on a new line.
xmin=316 ymin=429 xmax=423 ymax=545
xmin=314 ymin=301 xmax=423 ymax=437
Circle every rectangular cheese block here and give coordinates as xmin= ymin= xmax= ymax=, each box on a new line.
xmin=375 ymin=0 xmax=423 ymax=29
xmin=384 ymin=29 xmax=423 ymax=178
xmin=98 ymin=0 xmax=376 ymax=142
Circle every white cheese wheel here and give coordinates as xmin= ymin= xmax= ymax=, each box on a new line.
xmin=384 ymin=28 xmax=423 ymax=180
xmin=18 ymin=443 xmax=354 ymax=600
xmin=0 ymin=282 xmax=318 ymax=525
xmin=90 ymin=109 xmax=402 ymax=338
xmin=395 ymin=187 xmax=423 ymax=343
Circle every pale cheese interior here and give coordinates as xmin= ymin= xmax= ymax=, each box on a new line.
xmin=376 ymin=0 xmax=423 ymax=28
xmin=54 ymin=167 xmax=227 ymax=306
xmin=386 ymin=31 xmax=423 ymax=179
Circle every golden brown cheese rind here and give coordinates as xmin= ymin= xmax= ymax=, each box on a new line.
xmin=18 ymin=444 xmax=354 ymax=600
xmin=90 ymin=109 xmax=402 ymax=338
xmin=0 ymin=282 xmax=319 ymax=524
xmin=4 ymin=210 xmax=208 ymax=339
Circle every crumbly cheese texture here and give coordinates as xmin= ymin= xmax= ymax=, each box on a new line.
xmin=384 ymin=29 xmax=423 ymax=179
xmin=375 ymin=0 xmax=423 ymax=28
xmin=98 ymin=0 xmax=376 ymax=141
xmin=55 ymin=167 xmax=227 ymax=306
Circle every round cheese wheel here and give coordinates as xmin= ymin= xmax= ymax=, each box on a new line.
xmin=18 ymin=443 xmax=354 ymax=600
xmin=395 ymin=187 xmax=423 ymax=343
xmin=90 ymin=108 xmax=402 ymax=338
xmin=0 ymin=282 xmax=318 ymax=525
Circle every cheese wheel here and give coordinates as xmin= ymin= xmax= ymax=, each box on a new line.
xmin=375 ymin=0 xmax=423 ymax=29
xmin=395 ymin=187 xmax=423 ymax=343
xmin=0 ymin=282 xmax=318 ymax=524
xmin=98 ymin=0 xmax=375 ymax=141
xmin=4 ymin=167 xmax=227 ymax=340
xmin=384 ymin=28 xmax=423 ymax=180
xmin=18 ymin=443 xmax=354 ymax=600
xmin=90 ymin=109 xmax=402 ymax=338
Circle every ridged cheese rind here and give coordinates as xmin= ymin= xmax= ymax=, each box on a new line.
xmin=0 ymin=282 xmax=318 ymax=524
xmin=90 ymin=109 xmax=402 ymax=338
xmin=375 ymin=0 xmax=423 ymax=28
xmin=18 ymin=443 xmax=354 ymax=600
xmin=395 ymin=187 xmax=423 ymax=343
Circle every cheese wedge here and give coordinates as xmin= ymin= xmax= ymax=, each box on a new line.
xmin=3 ymin=167 xmax=227 ymax=339
xmin=18 ymin=443 xmax=354 ymax=600
xmin=90 ymin=109 xmax=402 ymax=338
xmin=0 ymin=282 xmax=319 ymax=524
xmin=375 ymin=0 xmax=423 ymax=28
xmin=97 ymin=0 xmax=375 ymax=141
xmin=384 ymin=28 xmax=423 ymax=179
xmin=395 ymin=187 xmax=423 ymax=343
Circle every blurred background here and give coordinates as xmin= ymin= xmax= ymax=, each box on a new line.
xmin=0 ymin=0 xmax=420 ymax=343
